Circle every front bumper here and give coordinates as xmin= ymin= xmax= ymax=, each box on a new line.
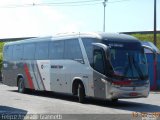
xmin=106 ymin=84 xmax=150 ymax=99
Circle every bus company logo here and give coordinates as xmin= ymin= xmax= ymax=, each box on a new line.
xmin=108 ymin=44 xmax=124 ymax=48
xmin=41 ymin=65 xmax=44 ymax=69
xmin=40 ymin=64 xmax=49 ymax=69
xmin=51 ymin=65 xmax=63 ymax=69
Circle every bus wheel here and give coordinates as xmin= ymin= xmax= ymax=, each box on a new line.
xmin=18 ymin=78 xmax=25 ymax=93
xmin=77 ymin=83 xmax=85 ymax=103
xmin=111 ymin=98 xmax=118 ymax=103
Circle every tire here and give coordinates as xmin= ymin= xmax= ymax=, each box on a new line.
xmin=18 ymin=78 xmax=26 ymax=93
xmin=77 ymin=83 xmax=85 ymax=103
xmin=111 ymin=98 xmax=118 ymax=103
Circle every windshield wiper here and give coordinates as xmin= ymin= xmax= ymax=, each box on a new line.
xmin=123 ymin=55 xmax=134 ymax=78
xmin=123 ymin=55 xmax=145 ymax=80
xmin=132 ymin=57 xmax=145 ymax=80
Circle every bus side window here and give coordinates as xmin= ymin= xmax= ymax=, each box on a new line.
xmin=23 ymin=43 xmax=35 ymax=60
xmin=93 ymin=49 xmax=105 ymax=74
xmin=82 ymin=38 xmax=99 ymax=67
xmin=64 ymin=39 xmax=84 ymax=63
xmin=3 ymin=46 xmax=11 ymax=61
xmin=49 ymin=41 xmax=64 ymax=60
xmin=35 ymin=42 xmax=49 ymax=60
xmin=13 ymin=44 xmax=23 ymax=61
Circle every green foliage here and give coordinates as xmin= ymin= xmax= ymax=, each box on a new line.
xmin=0 ymin=42 xmax=4 ymax=52
xmin=0 ymin=42 xmax=4 ymax=72
xmin=0 ymin=53 xmax=3 ymax=72
xmin=131 ymin=33 xmax=160 ymax=49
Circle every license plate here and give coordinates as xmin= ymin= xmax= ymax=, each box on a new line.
xmin=130 ymin=92 xmax=138 ymax=96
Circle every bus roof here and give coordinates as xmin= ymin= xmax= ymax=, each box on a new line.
xmin=4 ymin=32 xmax=140 ymax=46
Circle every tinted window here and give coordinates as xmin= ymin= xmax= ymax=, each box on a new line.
xmin=64 ymin=39 xmax=83 ymax=63
xmin=93 ymin=50 xmax=105 ymax=74
xmin=35 ymin=42 xmax=49 ymax=60
xmin=82 ymin=38 xmax=98 ymax=66
xmin=13 ymin=44 xmax=23 ymax=60
xmin=49 ymin=41 xmax=64 ymax=59
xmin=3 ymin=45 xmax=13 ymax=61
xmin=23 ymin=43 xmax=35 ymax=60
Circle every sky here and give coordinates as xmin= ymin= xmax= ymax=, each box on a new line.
xmin=0 ymin=0 xmax=159 ymax=38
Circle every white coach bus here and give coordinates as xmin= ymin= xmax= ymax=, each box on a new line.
xmin=2 ymin=32 xmax=151 ymax=103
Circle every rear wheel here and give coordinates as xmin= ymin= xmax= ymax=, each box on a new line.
xmin=18 ymin=78 xmax=26 ymax=93
xmin=77 ymin=83 xmax=85 ymax=103
xmin=111 ymin=98 xmax=118 ymax=103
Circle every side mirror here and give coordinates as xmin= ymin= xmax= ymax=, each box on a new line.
xmin=92 ymin=43 xmax=110 ymax=59
xmin=142 ymin=45 xmax=156 ymax=54
xmin=142 ymin=45 xmax=157 ymax=61
xmin=92 ymin=43 xmax=114 ymax=76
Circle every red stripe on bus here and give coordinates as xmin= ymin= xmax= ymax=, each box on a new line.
xmin=153 ymin=61 xmax=157 ymax=90
xmin=151 ymin=61 xmax=157 ymax=90
xmin=24 ymin=64 xmax=34 ymax=89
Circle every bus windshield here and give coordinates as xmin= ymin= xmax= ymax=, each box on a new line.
xmin=109 ymin=48 xmax=148 ymax=80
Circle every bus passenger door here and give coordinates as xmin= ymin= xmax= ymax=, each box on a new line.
xmin=92 ymin=44 xmax=108 ymax=99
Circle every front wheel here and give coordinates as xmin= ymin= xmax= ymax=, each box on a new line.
xmin=77 ymin=84 xmax=85 ymax=103
xmin=111 ymin=98 xmax=118 ymax=103
xmin=18 ymin=78 xmax=26 ymax=93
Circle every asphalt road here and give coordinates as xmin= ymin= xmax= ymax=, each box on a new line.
xmin=0 ymin=83 xmax=160 ymax=120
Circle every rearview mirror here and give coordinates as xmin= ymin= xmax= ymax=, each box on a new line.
xmin=142 ymin=45 xmax=156 ymax=54
xmin=142 ymin=45 xmax=157 ymax=61
xmin=92 ymin=43 xmax=110 ymax=59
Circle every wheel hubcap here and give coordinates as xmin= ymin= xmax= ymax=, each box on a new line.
xmin=19 ymin=80 xmax=23 ymax=92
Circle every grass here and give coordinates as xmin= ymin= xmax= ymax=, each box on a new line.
xmin=0 ymin=42 xmax=4 ymax=52
xmin=0 ymin=42 xmax=4 ymax=71
xmin=131 ymin=33 xmax=160 ymax=49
